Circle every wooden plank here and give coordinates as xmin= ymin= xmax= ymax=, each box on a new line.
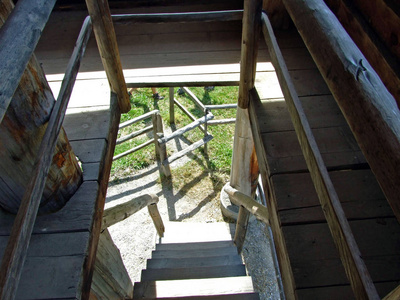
xmin=169 ymin=87 xmax=175 ymax=124
xmin=0 ymin=181 xmax=99 ymax=236
xmin=207 ymin=118 xmax=236 ymax=125
xmin=282 ymin=0 xmax=400 ymax=223
xmin=156 ymin=241 xmax=234 ymax=251
xmin=233 ymin=206 xmax=250 ymax=253
xmin=79 ymin=93 xmax=121 ymax=299
xmin=102 ymin=194 xmax=159 ymax=230
xmin=261 ymin=12 xmax=379 ymax=298
xmin=0 ymin=0 xmax=57 ymax=124
xmin=181 ymin=87 xmax=206 ymax=112
xmin=151 ymin=247 xmax=238 ymax=259
xmin=141 ymin=264 xmax=246 ymax=281
xmin=162 ymin=135 xmax=213 ymax=166
xmin=133 ymin=276 xmax=254 ymax=298
xmin=325 ymin=0 xmax=400 ymax=107
xmin=297 ymin=282 xmax=400 ymax=300
xmin=112 ymin=10 xmax=243 ymax=24
xmin=70 ymin=139 xmax=107 ymax=163
xmin=64 ymin=107 xmax=114 ymax=142
xmin=248 ymin=91 xmax=297 ymax=300
xmin=274 ymin=170 xmax=393 ymax=224
xmin=85 ymin=0 xmax=130 ymax=112
xmin=146 ymin=255 xmax=242 ymax=269
xmin=92 ymin=229 xmax=133 ymax=299
xmin=257 ymin=95 xmax=346 ymax=133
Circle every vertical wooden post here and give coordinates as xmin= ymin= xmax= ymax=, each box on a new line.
xmin=169 ymin=87 xmax=175 ymax=124
xmin=85 ymin=0 xmax=131 ymax=113
xmin=204 ymin=109 xmax=209 ymax=158
xmin=229 ymin=0 xmax=262 ymax=248
xmin=234 ymin=205 xmax=250 ymax=253
xmin=148 ymin=203 xmax=165 ymax=237
xmin=152 ymin=113 xmax=171 ymax=178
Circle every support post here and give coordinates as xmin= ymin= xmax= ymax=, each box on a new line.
xmin=169 ymin=87 xmax=175 ymax=124
xmin=229 ymin=0 xmax=262 ymax=248
xmin=85 ymin=0 xmax=131 ymax=113
xmin=152 ymin=113 xmax=171 ymax=178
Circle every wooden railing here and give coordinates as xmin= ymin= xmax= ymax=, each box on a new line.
xmin=102 ymin=193 xmax=164 ymax=237
xmin=0 ymin=13 xmax=93 ymax=300
xmin=258 ymin=6 xmax=400 ymax=299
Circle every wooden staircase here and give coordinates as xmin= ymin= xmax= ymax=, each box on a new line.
xmin=133 ymin=222 xmax=260 ymax=299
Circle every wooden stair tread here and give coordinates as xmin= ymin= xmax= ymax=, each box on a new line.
xmin=162 ymin=222 xmax=232 ymax=243
xmin=146 ymin=255 xmax=243 ymax=269
xmin=133 ymin=276 xmax=255 ymax=299
xmin=156 ymin=241 xmax=235 ymax=251
xmin=138 ymin=293 xmax=261 ymax=299
xmin=141 ymin=264 xmax=246 ymax=281
xmin=151 ymin=247 xmax=238 ymax=259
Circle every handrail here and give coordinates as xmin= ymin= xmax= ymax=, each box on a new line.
xmin=224 ymin=184 xmax=269 ymax=225
xmin=158 ymin=113 xmax=214 ymax=145
xmin=112 ymin=10 xmax=243 ymax=24
xmin=261 ymin=11 xmax=379 ymax=299
xmin=119 ymin=110 xmax=160 ymax=129
xmin=102 ymin=194 xmax=164 ymax=237
xmin=0 ymin=15 xmax=92 ymax=300
xmin=0 ymin=0 xmax=57 ymax=125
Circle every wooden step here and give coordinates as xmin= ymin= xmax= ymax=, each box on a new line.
xmin=141 ymin=264 xmax=246 ymax=281
xmin=146 ymin=255 xmax=243 ymax=269
xmin=145 ymin=294 xmax=260 ymax=300
xmin=133 ymin=276 xmax=255 ymax=299
xmin=156 ymin=241 xmax=235 ymax=251
xmin=151 ymin=247 xmax=238 ymax=259
xmin=161 ymin=222 xmax=233 ymax=243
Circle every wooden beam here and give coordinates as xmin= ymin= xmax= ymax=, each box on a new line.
xmin=119 ymin=110 xmax=159 ymax=129
xmin=238 ymin=0 xmax=262 ymax=109
xmin=261 ymin=11 xmax=379 ymax=299
xmin=148 ymin=203 xmax=165 ymax=238
xmin=351 ymin=0 xmax=400 ymax=62
xmin=152 ymin=113 xmax=171 ymax=178
xmin=224 ymin=185 xmax=269 ymax=226
xmin=262 ymin=0 xmax=291 ymax=29
xmin=0 ymin=0 xmax=56 ymax=125
xmin=85 ymin=0 xmax=131 ymax=113
xmin=282 ymin=0 xmax=400 ymax=224
xmin=102 ymin=194 xmax=159 ymax=230
xmin=112 ymin=10 xmax=243 ymax=24
xmin=324 ymin=0 xmax=400 ymax=107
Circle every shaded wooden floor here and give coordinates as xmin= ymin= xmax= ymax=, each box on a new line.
xmin=252 ymin=29 xmax=400 ymax=299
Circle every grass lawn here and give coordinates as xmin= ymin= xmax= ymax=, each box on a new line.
xmin=111 ymin=86 xmax=238 ymax=180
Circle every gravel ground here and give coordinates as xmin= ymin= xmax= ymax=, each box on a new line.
xmin=105 ymin=154 xmax=282 ymax=299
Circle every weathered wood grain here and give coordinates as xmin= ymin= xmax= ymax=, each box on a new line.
xmin=92 ymin=229 xmax=133 ymax=299
xmin=282 ymin=0 xmax=400 ymax=224
xmin=112 ymin=10 xmax=243 ymax=24
xmin=325 ymin=0 xmax=400 ymax=107
xmin=238 ymin=0 xmax=262 ymax=108
xmin=85 ymin=0 xmax=130 ymax=113
xmin=148 ymin=203 xmax=165 ymax=237
xmin=0 ymin=0 xmax=57 ymax=124
xmin=102 ymin=194 xmax=159 ymax=230
xmin=261 ymin=11 xmax=379 ymax=299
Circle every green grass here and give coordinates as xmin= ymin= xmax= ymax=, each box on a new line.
xmin=111 ymin=86 xmax=238 ymax=179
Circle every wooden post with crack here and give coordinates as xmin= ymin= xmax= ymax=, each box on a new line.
xmin=229 ymin=0 xmax=262 ymax=252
